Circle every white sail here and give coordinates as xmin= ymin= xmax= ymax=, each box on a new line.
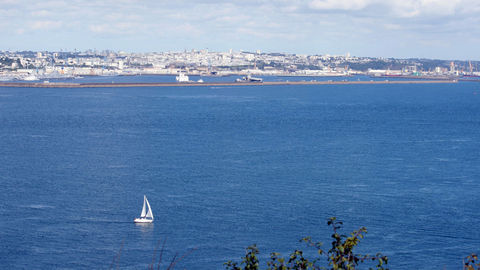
xmin=135 ymin=195 xmax=154 ymax=223
xmin=145 ymin=197 xmax=154 ymax=219
xmin=140 ymin=195 xmax=147 ymax=217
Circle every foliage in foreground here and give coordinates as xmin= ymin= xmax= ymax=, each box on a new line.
xmin=225 ymin=218 xmax=480 ymax=270
xmin=225 ymin=217 xmax=389 ymax=270
xmin=464 ymin=254 xmax=480 ymax=270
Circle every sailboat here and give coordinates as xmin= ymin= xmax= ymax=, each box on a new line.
xmin=134 ymin=195 xmax=154 ymax=223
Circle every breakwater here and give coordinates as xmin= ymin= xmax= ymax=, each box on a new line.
xmin=0 ymin=80 xmax=457 ymax=88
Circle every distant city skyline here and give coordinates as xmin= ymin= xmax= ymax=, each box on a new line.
xmin=1 ymin=0 xmax=479 ymax=60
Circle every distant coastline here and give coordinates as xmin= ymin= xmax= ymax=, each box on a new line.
xmin=0 ymin=80 xmax=458 ymax=88
xmin=2 ymin=50 xmax=479 ymax=83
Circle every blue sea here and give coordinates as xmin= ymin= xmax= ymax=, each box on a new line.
xmin=1 ymin=76 xmax=479 ymax=269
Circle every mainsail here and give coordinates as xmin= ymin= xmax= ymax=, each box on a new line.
xmin=140 ymin=195 xmax=147 ymax=217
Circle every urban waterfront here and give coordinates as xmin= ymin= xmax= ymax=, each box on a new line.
xmin=1 ymin=77 xmax=479 ymax=269
xmin=1 ymin=50 xmax=479 ymax=81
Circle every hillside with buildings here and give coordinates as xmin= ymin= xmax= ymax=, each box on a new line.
xmin=1 ymin=50 xmax=479 ymax=81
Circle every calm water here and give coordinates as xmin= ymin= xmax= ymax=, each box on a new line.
xmin=1 ymin=78 xmax=479 ymax=269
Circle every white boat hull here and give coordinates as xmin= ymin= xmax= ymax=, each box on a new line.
xmin=134 ymin=218 xmax=153 ymax=223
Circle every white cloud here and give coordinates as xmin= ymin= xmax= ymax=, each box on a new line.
xmin=309 ymin=0 xmax=373 ymax=11
xmin=0 ymin=0 xmax=479 ymax=59
xmin=31 ymin=10 xmax=52 ymax=17
xmin=383 ymin=23 xmax=403 ymax=31
xmin=89 ymin=22 xmax=146 ymax=35
xmin=30 ymin=20 xmax=63 ymax=30
xmin=0 ymin=0 xmax=19 ymax=5
xmin=304 ymin=0 xmax=477 ymax=18
xmin=388 ymin=0 xmax=462 ymax=18
xmin=172 ymin=23 xmax=203 ymax=37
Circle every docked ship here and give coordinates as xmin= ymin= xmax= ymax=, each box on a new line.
xmin=235 ymin=75 xmax=263 ymax=83
xmin=22 ymin=74 xmax=39 ymax=81
xmin=176 ymin=73 xmax=190 ymax=82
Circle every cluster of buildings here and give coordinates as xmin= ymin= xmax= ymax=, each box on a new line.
xmin=0 ymin=50 xmax=478 ymax=81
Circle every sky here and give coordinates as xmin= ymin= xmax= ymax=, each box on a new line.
xmin=0 ymin=0 xmax=479 ymax=60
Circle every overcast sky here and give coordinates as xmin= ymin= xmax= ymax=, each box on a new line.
xmin=1 ymin=0 xmax=479 ymax=59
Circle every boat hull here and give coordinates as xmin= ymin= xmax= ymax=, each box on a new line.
xmin=134 ymin=218 xmax=153 ymax=223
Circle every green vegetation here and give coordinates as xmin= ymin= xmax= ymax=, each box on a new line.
xmin=224 ymin=217 xmax=479 ymax=270
xmin=0 ymin=56 xmax=22 ymax=69
xmin=464 ymin=254 xmax=480 ymax=270
xmin=225 ymin=217 xmax=389 ymax=270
